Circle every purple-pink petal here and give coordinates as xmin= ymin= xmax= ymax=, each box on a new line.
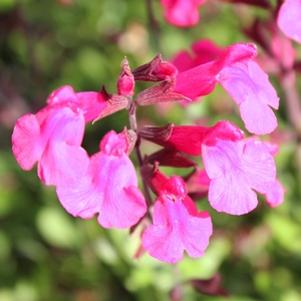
xmin=12 ymin=113 xmax=42 ymax=170
xmin=264 ymin=180 xmax=285 ymax=208
xmin=38 ymin=141 xmax=89 ymax=186
xmin=217 ymin=61 xmax=279 ymax=134
xmin=47 ymin=85 xmax=107 ymax=123
xmin=277 ymin=0 xmax=301 ymax=43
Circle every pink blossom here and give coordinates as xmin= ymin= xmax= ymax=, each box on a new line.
xmin=160 ymin=0 xmax=205 ymax=27
xmin=277 ymin=0 xmax=301 ymax=43
xmin=173 ymin=41 xmax=256 ymax=99
xmin=172 ymin=41 xmax=279 ymax=135
xmin=12 ymin=85 xmax=110 ymax=185
xmin=202 ymin=135 xmax=283 ymax=215
xmin=56 ymin=130 xmax=147 ymax=229
xmin=12 ymin=103 xmax=89 ymax=186
xmin=142 ymin=171 xmax=212 ymax=263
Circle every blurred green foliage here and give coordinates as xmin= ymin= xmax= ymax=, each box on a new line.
xmin=1 ymin=0 xmax=301 ymax=300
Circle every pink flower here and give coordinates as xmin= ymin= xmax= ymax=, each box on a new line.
xmin=142 ymin=171 xmax=212 ymax=263
xmin=56 ymin=130 xmax=147 ymax=229
xmin=173 ymin=41 xmax=256 ymax=99
xmin=12 ymin=103 xmax=89 ymax=186
xmin=277 ymin=0 xmax=301 ymax=43
xmin=172 ymin=41 xmax=279 ymax=135
xmin=141 ymin=121 xmax=283 ymax=215
xmin=202 ymin=135 xmax=283 ymax=215
xmin=160 ymin=0 xmax=205 ymax=27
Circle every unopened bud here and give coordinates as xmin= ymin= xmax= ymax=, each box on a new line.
xmin=133 ymin=54 xmax=178 ymax=82
xmin=117 ymin=58 xmax=135 ymax=97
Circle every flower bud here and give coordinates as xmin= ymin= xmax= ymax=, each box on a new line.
xmin=117 ymin=58 xmax=135 ymax=97
xmin=133 ymin=54 xmax=177 ymax=82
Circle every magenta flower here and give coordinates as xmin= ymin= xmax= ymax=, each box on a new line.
xmin=56 ymin=130 xmax=147 ymax=229
xmin=12 ymin=103 xmax=89 ymax=186
xmin=277 ymin=0 xmax=301 ymax=43
xmin=202 ymin=137 xmax=283 ymax=215
xmin=172 ymin=41 xmax=279 ymax=135
xmin=11 ymin=85 xmax=109 ymax=186
xmin=160 ymin=0 xmax=205 ymax=27
xmin=142 ymin=171 xmax=212 ymax=263
xmin=140 ymin=121 xmax=283 ymax=215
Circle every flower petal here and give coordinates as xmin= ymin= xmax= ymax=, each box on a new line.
xmin=264 ymin=180 xmax=285 ymax=208
xmin=38 ymin=141 xmax=89 ymax=186
xmin=277 ymin=0 xmax=301 ymax=43
xmin=203 ymin=138 xmax=279 ymax=215
xmin=218 ymin=61 xmax=278 ymax=134
xmin=208 ymin=175 xmax=258 ymax=215
xmin=97 ymin=154 xmax=146 ymax=228
xmin=12 ymin=114 xmax=42 ymax=170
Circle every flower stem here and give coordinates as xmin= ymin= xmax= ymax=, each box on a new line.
xmin=128 ymin=102 xmax=153 ymax=206
xmin=145 ymin=0 xmax=161 ymax=52
xmin=281 ymin=71 xmax=301 ymax=138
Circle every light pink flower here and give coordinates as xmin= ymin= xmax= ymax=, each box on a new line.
xmin=172 ymin=41 xmax=279 ymax=135
xmin=160 ymin=0 xmax=205 ymax=27
xmin=142 ymin=172 xmax=212 ymax=263
xmin=56 ymin=130 xmax=147 ymax=229
xmin=202 ymin=135 xmax=283 ymax=215
xmin=12 ymin=103 xmax=89 ymax=186
xmin=277 ymin=0 xmax=301 ymax=43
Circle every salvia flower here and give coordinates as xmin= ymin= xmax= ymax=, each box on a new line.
xmin=172 ymin=41 xmax=279 ymax=135
xmin=56 ymin=130 xmax=147 ymax=229
xmin=160 ymin=0 xmax=205 ymax=27
xmin=11 ymin=49 xmax=283 ymax=265
xmin=12 ymin=98 xmax=89 ymax=186
xmin=142 ymin=170 xmax=212 ymax=263
xmin=140 ymin=121 xmax=283 ymax=215
xmin=202 ymin=134 xmax=284 ymax=215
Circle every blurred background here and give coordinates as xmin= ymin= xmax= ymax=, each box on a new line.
xmin=1 ymin=0 xmax=301 ymax=300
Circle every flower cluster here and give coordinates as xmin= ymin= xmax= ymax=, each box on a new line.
xmin=160 ymin=0 xmax=301 ymax=46
xmin=12 ymin=40 xmax=284 ymax=264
